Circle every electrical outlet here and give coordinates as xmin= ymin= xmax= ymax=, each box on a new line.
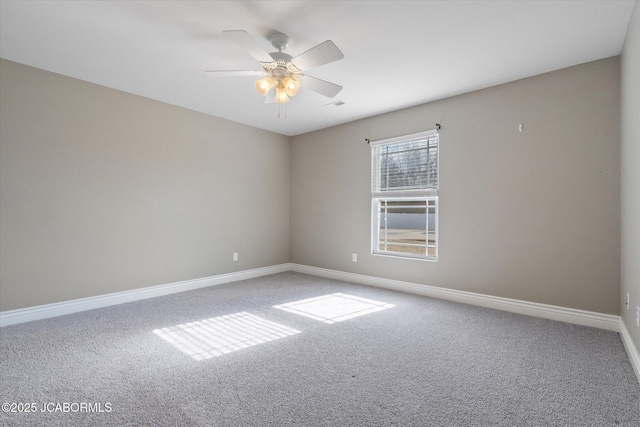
xmin=626 ymin=292 xmax=630 ymax=310
xmin=352 ymin=253 xmax=358 ymax=262
xmin=233 ymin=252 xmax=238 ymax=262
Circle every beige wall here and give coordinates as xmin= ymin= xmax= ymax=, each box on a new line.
xmin=291 ymin=57 xmax=621 ymax=315
xmin=0 ymin=59 xmax=291 ymax=311
xmin=621 ymin=2 xmax=640 ymax=349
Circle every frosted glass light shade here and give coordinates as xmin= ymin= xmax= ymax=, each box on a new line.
xmin=255 ymin=77 xmax=276 ymax=96
xmin=283 ymin=76 xmax=300 ymax=97
xmin=275 ymin=85 xmax=289 ymax=103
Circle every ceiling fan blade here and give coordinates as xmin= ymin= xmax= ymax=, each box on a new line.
xmin=291 ymin=40 xmax=344 ymax=72
xmin=264 ymin=90 xmax=276 ymax=104
xmin=300 ymin=75 xmax=343 ymax=98
xmin=223 ymin=30 xmax=276 ymax=65
xmin=205 ymin=70 xmax=266 ymax=77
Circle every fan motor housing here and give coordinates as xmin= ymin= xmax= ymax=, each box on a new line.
xmin=268 ymin=52 xmax=298 ymax=77
xmin=269 ymin=52 xmax=293 ymax=62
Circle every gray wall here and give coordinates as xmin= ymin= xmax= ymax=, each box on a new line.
xmin=291 ymin=57 xmax=621 ymax=315
xmin=621 ymin=2 xmax=640 ymax=352
xmin=0 ymin=59 xmax=291 ymax=311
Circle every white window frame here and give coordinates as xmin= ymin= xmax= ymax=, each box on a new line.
xmin=370 ymin=129 xmax=439 ymax=261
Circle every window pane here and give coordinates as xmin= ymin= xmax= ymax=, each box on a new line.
xmin=427 ymin=246 xmax=436 ymax=257
xmin=373 ymin=136 xmax=438 ymax=192
xmin=377 ymin=199 xmax=436 ymax=257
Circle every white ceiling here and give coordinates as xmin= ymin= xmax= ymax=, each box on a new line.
xmin=0 ymin=1 xmax=635 ymax=136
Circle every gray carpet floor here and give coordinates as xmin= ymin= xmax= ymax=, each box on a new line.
xmin=1 ymin=271 xmax=639 ymax=426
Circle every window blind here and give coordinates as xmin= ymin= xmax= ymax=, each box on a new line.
xmin=371 ymin=130 xmax=439 ymax=193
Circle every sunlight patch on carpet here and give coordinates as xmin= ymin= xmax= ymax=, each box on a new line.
xmin=273 ymin=293 xmax=395 ymax=324
xmin=153 ymin=312 xmax=301 ymax=360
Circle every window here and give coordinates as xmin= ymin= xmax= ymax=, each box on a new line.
xmin=371 ymin=129 xmax=439 ymax=260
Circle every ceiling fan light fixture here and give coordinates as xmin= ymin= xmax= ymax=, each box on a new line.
xmin=212 ymin=30 xmax=344 ymax=106
xmin=275 ymin=84 xmax=289 ymax=103
xmin=255 ymin=76 xmax=276 ymax=96
xmin=283 ymin=76 xmax=300 ymax=97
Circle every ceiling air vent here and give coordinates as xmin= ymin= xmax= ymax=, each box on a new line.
xmin=324 ymin=100 xmax=345 ymax=107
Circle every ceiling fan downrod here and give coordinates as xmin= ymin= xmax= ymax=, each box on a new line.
xmin=269 ymin=32 xmax=290 ymax=52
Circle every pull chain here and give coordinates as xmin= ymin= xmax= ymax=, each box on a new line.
xmin=277 ymin=104 xmax=288 ymax=119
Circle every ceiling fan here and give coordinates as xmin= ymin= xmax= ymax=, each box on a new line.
xmin=206 ymin=30 xmax=344 ymax=104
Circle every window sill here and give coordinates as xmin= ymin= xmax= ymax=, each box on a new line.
xmin=372 ymin=252 xmax=438 ymax=262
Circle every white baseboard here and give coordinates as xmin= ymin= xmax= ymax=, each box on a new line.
xmin=290 ymin=264 xmax=621 ymax=332
xmin=0 ymin=264 xmax=290 ymax=327
xmin=619 ymin=318 xmax=640 ymax=385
